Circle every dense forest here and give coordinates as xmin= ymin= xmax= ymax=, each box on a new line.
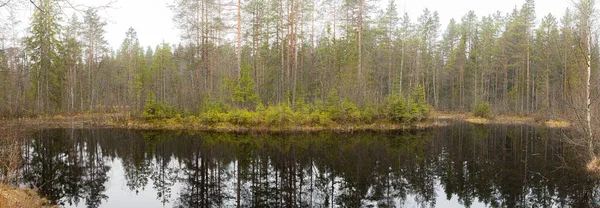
xmin=0 ymin=0 xmax=597 ymax=121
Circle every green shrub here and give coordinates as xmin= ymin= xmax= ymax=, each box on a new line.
xmin=361 ymin=106 xmax=378 ymax=124
xmin=409 ymin=102 xmax=421 ymax=121
xmin=325 ymin=89 xmax=342 ymax=119
xmin=256 ymin=102 xmax=266 ymax=112
xmin=142 ymin=92 xmax=177 ymax=121
xmin=199 ymin=111 xmax=228 ymax=125
xmin=386 ymin=90 xmax=431 ymax=123
xmin=388 ymin=95 xmax=411 ymax=122
xmin=295 ymin=97 xmax=312 ymax=115
xmin=342 ymin=99 xmax=361 ymax=122
xmin=308 ymin=111 xmax=333 ymax=126
xmin=265 ymin=104 xmax=295 ymax=126
xmin=473 ymin=102 xmax=493 ymax=118
xmin=231 ymin=61 xmax=259 ymax=109
xmin=229 ymin=109 xmax=257 ymax=126
xmin=411 ymin=86 xmax=430 ymax=121
xmin=201 ymin=98 xmax=228 ymax=113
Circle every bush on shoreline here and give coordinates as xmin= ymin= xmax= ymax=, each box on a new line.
xmin=140 ymin=88 xmax=431 ymax=128
xmin=472 ymin=102 xmax=493 ymax=119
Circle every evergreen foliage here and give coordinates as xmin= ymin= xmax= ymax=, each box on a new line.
xmin=142 ymin=92 xmax=176 ymax=121
xmin=0 ymin=0 xmax=594 ymax=127
xmin=25 ymin=0 xmax=64 ymax=112
xmin=473 ymin=102 xmax=493 ymax=119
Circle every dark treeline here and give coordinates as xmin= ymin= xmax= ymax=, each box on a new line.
xmin=0 ymin=0 xmax=596 ymax=118
xmin=19 ymin=124 xmax=599 ymax=207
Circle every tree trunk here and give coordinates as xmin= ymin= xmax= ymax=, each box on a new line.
xmin=399 ymin=40 xmax=404 ymax=97
xmin=545 ymin=50 xmax=550 ymax=110
xmin=388 ymin=26 xmax=393 ymax=95
xmin=237 ymin=0 xmax=242 ymax=80
xmin=291 ymin=0 xmax=297 ymax=108
xmin=586 ymin=28 xmax=593 ymax=158
xmin=357 ymin=0 xmax=363 ymax=99
xmin=526 ymin=29 xmax=531 ymax=114
xmin=280 ymin=0 xmax=285 ymax=103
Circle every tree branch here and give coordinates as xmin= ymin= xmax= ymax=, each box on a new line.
xmin=0 ymin=0 xmax=11 ymax=8
xmin=29 ymin=0 xmax=45 ymax=13
xmin=59 ymin=0 xmax=117 ymax=12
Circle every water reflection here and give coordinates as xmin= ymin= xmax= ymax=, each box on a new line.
xmin=19 ymin=123 xmax=600 ymax=207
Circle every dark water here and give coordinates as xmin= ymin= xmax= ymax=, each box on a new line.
xmin=18 ymin=122 xmax=600 ymax=208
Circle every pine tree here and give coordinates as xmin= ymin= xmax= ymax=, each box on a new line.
xmin=83 ymin=8 xmax=107 ymax=112
xmin=232 ymin=61 xmax=259 ymax=109
xmin=25 ymin=0 xmax=64 ymax=113
xmin=150 ymin=42 xmax=174 ymax=103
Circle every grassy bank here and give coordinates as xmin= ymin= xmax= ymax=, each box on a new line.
xmin=0 ymin=184 xmax=56 ymax=208
xmin=112 ymin=102 xmax=436 ymax=132
xmin=0 ymin=110 xmax=569 ymax=132
xmin=120 ymin=93 xmax=568 ymax=131
xmin=0 ymin=129 xmax=56 ymax=208
xmin=113 ymin=93 xmax=434 ymax=132
xmin=110 ymin=110 xmax=570 ymax=132
xmin=112 ymin=115 xmax=443 ymax=132
xmin=435 ymin=111 xmax=571 ymax=128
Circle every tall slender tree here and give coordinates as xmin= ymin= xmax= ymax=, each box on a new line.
xmin=25 ymin=0 xmax=63 ymax=112
xmin=83 ymin=8 xmax=107 ymax=112
xmin=575 ymin=0 xmax=597 ymax=158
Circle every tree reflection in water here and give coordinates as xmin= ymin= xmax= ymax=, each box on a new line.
xmin=19 ymin=123 xmax=600 ymax=207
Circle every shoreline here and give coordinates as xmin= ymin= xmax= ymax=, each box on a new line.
xmin=0 ymin=111 xmax=570 ymax=132
xmin=111 ymin=119 xmax=447 ymax=133
xmin=434 ymin=111 xmax=571 ymax=128
xmin=0 ymin=184 xmax=56 ymax=208
xmin=0 ymin=111 xmax=575 ymax=206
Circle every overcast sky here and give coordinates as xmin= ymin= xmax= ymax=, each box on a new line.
xmin=9 ymin=0 xmax=572 ymax=50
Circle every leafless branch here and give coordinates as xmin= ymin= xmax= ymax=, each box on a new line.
xmin=58 ymin=0 xmax=117 ymax=13
xmin=0 ymin=0 xmax=11 ymax=8
xmin=29 ymin=0 xmax=44 ymax=13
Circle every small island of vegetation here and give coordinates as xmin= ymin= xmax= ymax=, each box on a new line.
xmin=123 ymin=85 xmax=431 ymax=131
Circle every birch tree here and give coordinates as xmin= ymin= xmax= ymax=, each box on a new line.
xmin=575 ymin=0 xmax=597 ymax=158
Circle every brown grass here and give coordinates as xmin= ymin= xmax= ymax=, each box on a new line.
xmin=586 ymin=157 xmax=600 ymax=175
xmin=3 ymin=110 xmax=570 ymax=133
xmin=0 ymin=184 xmax=57 ymax=208
xmin=116 ymin=118 xmax=447 ymax=133
xmin=545 ymin=120 xmax=571 ymax=128
xmin=0 ymin=113 xmax=123 ymax=131
xmin=0 ymin=124 xmax=55 ymax=207
xmin=0 ymin=130 xmax=22 ymax=185
xmin=0 ymin=111 xmax=570 ymax=133
xmin=464 ymin=117 xmax=490 ymax=124
xmin=434 ymin=111 xmax=570 ymax=128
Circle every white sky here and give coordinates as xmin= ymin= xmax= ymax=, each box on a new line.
xmin=402 ymin=0 xmax=570 ymax=23
xmin=78 ymin=0 xmax=178 ymax=51
xmin=5 ymin=0 xmax=572 ymax=50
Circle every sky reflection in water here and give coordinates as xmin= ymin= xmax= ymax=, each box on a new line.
xmin=20 ymin=123 xmax=600 ymax=207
